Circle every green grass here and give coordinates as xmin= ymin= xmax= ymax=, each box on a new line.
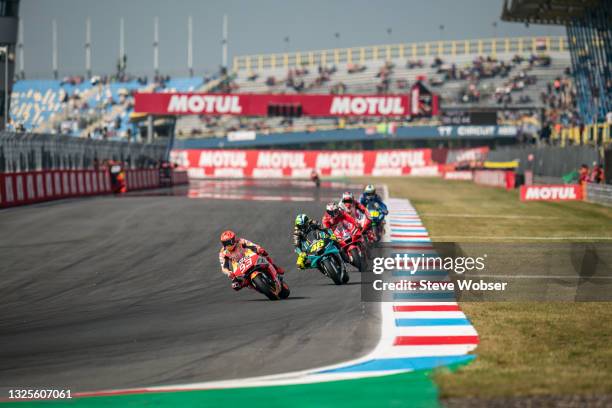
xmin=353 ymin=176 xmax=612 ymax=398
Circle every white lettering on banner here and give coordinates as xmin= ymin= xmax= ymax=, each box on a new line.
xmin=227 ymin=130 xmax=256 ymax=142
xmin=457 ymin=126 xmax=498 ymax=137
xmin=375 ymin=151 xmax=426 ymax=168
xmin=26 ymin=175 xmax=35 ymax=199
xmin=5 ymin=176 xmax=14 ymax=202
xmin=36 ymin=174 xmax=45 ymax=198
xmin=252 ymin=168 xmax=283 ymax=178
xmin=316 ymin=153 xmax=364 ymax=169
xmin=214 ymin=168 xmax=244 ymax=178
xmin=525 ymin=186 xmax=577 ymax=200
xmin=330 ymin=97 xmax=404 ymax=115
xmin=437 ymin=126 xmax=453 ymax=136
xmin=330 ymin=168 xmax=365 ymax=177
xmin=46 ymin=173 xmax=54 ymax=196
xmin=257 ymin=152 xmax=306 ymax=168
xmin=170 ymin=150 xmax=191 ymax=168
xmin=70 ymin=173 xmax=77 ymax=194
xmin=444 ymin=171 xmax=473 ymax=180
xmin=498 ymin=126 xmax=518 ymax=136
xmin=168 ymin=95 xmax=242 ymax=114
xmin=199 ymin=151 xmax=247 ymax=168
xmin=372 ymin=168 xmax=402 ymax=176
xmin=188 ymin=168 xmax=206 ymax=179
xmin=454 ymin=148 xmax=486 ymax=162
xmin=410 ymin=165 xmax=439 ymax=176
xmin=16 ymin=175 xmax=24 ymax=201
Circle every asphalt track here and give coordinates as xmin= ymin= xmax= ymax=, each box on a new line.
xmin=0 ymin=180 xmax=378 ymax=394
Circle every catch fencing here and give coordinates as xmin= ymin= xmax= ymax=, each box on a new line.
xmin=0 ymin=132 xmax=167 ymax=173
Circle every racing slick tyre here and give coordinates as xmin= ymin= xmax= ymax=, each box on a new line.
xmin=350 ymin=247 xmax=364 ymax=272
xmin=322 ymin=258 xmax=343 ymax=285
xmin=339 ymin=255 xmax=349 ymax=284
xmin=279 ymin=281 xmax=291 ymax=299
xmin=252 ymin=274 xmax=280 ymax=300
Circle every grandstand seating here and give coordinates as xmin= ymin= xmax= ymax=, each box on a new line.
xmin=8 ymin=36 xmax=572 ymax=141
xmin=9 ymin=76 xmax=204 ymax=139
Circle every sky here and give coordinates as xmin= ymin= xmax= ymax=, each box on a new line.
xmin=18 ymin=0 xmax=565 ymax=79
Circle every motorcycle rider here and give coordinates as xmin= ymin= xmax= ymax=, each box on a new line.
xmin=338 ymin=191 xmax=372 ymax=232
xmin=359 ymin=185 xmax=388 ymax=215
xmin=293 ymin=213 xmax=336 ymax=269
xmin=219 ymin=230 xmax=285 ymax=291
xmin=322 ymin=202 xmax=361 ymax=231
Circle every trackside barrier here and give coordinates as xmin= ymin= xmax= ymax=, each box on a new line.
xmin=585 ymin=183 xmax=612 ymax=207
xmin=0 ymin=170 xmax=111 ymax=208
xmin=1 ymin=169 xmax=188 ymax=209
xmin=473 ymin=170 xmax=515 ymax=190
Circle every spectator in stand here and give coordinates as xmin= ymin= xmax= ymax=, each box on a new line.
xmin=590 ymin=164 xmax=605 ymax=184
xmin=579 ymin=164 xmax=590 ymax=185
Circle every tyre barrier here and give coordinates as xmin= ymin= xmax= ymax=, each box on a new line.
xmin=1 ymin=169 xmax=189 ymax=209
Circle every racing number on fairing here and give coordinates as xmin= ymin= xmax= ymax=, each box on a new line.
xmin=239 ymin=257 xmax=253 ymax=273
xmin=310 ymin=240 xmax=325 ymax=253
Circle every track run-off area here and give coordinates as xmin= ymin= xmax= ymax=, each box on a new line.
xmin=0 ymin=180 xmax=477 ymax=407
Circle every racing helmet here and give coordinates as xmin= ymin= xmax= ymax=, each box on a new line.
xmin=220 ymin=230 xmax=237 ymax=250
xmin=295 ymin=213 xmax=310 ymax=229
xmin=326 ymin=202 xmax=340 ymax=218
xmin=341 ymin=191 xmax=355 ymax=203
xmin=364 ymin=184 xmax=376 ymax=196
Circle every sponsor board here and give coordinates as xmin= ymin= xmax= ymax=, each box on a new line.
xmin=520 ymin=185 xmax=583 ymax=201
xmin=473 ymin=170 xmax=515 ymax=189
xmin=444 ymin=171 xmax=473 ymax=181
xmin=171 ymin=149 xmax=434 ymax=178
xmin=135 ymin=93 xmax=411 ymax=117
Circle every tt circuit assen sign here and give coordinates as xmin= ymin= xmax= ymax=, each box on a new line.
xmin=135 ymin=93 xmax=411 ymax=117
xmin=170 ymin=149 xmax=433 ymax=178
xmin=520 ymin=185 xmax=584 ymax=201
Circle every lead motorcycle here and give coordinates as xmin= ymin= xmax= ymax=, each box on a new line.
xmin=231 ymin=249 xmax=290 ymax=300
xmin=332 ymin=221 xmax=367 ymax=272
xmin=301 ymin=229 xmax=349 ymax=285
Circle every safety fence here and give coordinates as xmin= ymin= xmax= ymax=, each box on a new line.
xmin=0 ymin=168 xmax=189 ymax=209
xmin=0 ymin=132 xmax=167 ymax=173
xmin=232 ymin=36 xmax=567 ymax=71
xmin=585 ymin=183 xmax=612 ymax=207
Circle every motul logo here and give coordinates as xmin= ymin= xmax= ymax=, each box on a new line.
xmin=522 ymin=185 xmax=581 ymax=201
xmin=168 ymin=95 xmax=242 ymax=114
xmin=257 ymin=152 xmax=306 ymax=168
xmin=316 ymin=153 xmax=364 ymax=169
xmin=374 ymin=151 xmax=426 ymax=168
xmin=199 ymin=151 xmax=247 ymax=168
xmin=330 ymin=97 xmax=404 ymax=115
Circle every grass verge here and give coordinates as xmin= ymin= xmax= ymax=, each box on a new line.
xmin=353 ymin=176 xmax=612 ymax=398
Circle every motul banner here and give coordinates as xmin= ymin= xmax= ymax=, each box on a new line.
xmin=170 ymin=149 xmax=433 ymax=178
xmin=135 ymin=93 xmax=411 ymax=117
xmin=444 ymin=171 xmax=474 ymax=180
xmin=473 ymin=170 xmax=515 ymax=189
xmin=520 ymin=185 xmax=583 ymax=201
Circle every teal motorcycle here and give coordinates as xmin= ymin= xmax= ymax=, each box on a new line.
xmin=300 ymin=229 xmax=349 ymax=285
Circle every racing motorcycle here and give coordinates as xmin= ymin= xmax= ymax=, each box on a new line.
xmin=332 ymin=221 xmax=367 ymax=272
xmin=302 ymin=229 xmax=348 ymax=285
xmin=366 ymin=202 xmax=386 ymax=242
xmin=231 ymin=249 xmax=290 ymax=300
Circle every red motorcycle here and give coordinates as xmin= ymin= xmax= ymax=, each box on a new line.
xmin=231 ymin=249 xmax=290 ymax=300
xmin=332 ymin=221 xmax=367 ymax=272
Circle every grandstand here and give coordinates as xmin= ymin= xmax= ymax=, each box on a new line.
xmin=9 ymin=35 xmax=603 ymax=147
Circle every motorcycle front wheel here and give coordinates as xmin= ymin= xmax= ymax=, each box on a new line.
xmin=322 ymin=257 xmax=343 ymax=285
xmin=252 ymin=274 xmax=280 ymax=300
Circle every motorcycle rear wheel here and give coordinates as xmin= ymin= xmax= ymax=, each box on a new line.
xmin=322 ymin=258 xmax=343 ymax=285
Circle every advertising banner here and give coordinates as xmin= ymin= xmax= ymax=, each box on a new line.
xmin=170 ymin=149 xmax=433 ymax=178
xmin=520 ymin=185 xmax=584 ymax=201
xmin=135 ymin=93 xmax=411 ymax=117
